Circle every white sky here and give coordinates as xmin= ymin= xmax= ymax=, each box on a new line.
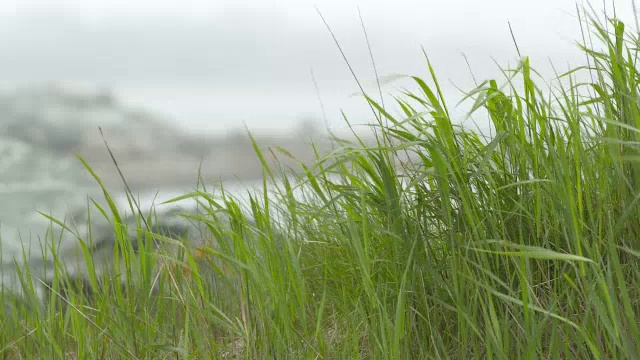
xmin=0 ymin=0 xmax=635 ymax=134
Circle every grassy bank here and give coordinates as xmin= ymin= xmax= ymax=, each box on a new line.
xmin=3 ymin=8 xmax=640 ymax=359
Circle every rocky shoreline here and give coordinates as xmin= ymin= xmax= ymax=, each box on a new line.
xmin=1 ymin=204 xmax=213 ymax=308
xmin=0 ymin=84 xmax=313 ymax=309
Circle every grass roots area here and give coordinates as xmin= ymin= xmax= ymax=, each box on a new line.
xmin=3 ymin=9 xmax=640 ymax=360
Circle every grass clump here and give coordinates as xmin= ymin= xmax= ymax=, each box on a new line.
xmin=3 ymin=7 xmax=640 ymax=359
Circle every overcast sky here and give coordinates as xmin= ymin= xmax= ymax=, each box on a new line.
xmin=0 ymin=0 xmax=634 ymax=134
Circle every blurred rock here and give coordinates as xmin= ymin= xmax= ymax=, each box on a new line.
xmin=0 ymin=83 xmax=338 ymax=190
xmin=0 ymin=82 xmax=326 ymax=310
xmin=1 ymin=205 xmax=208 ymax=308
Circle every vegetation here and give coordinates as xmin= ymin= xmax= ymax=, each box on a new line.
xmin=3 ymin=7 xmax=640 ymax=359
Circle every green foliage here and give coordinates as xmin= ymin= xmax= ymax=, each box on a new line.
xmin=3 ymin=7 xmax=640 ymax=359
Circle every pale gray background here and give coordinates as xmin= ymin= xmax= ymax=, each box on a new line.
xmin=0 ymin=0 xmax=633 ymax=135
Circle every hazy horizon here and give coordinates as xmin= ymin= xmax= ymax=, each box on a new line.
xmin=0 ymin=0 xmax=635 ymax=134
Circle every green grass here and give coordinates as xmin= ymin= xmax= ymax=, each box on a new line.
xmin=4 ymin=7 xmax=640 ymax=359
